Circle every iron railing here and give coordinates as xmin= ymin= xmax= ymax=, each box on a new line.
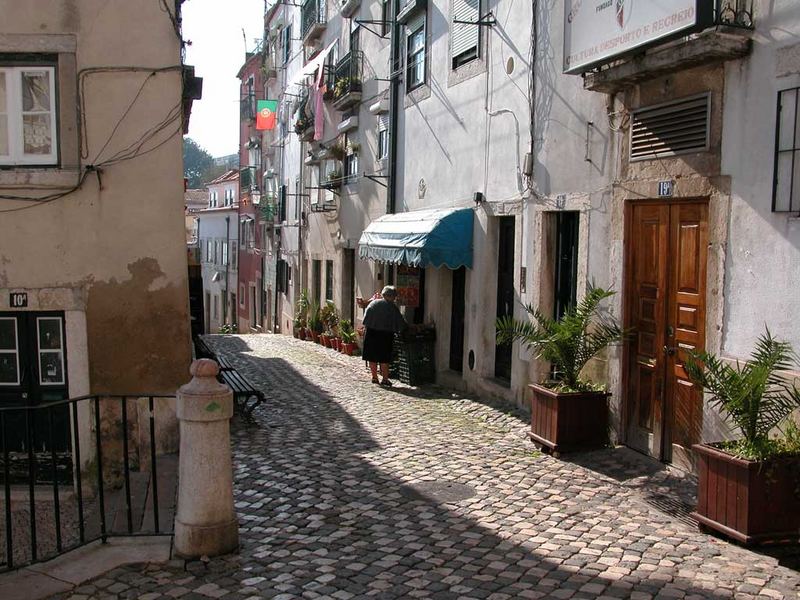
xmin=301 ymin=0 xmax=326 ymax=39
xmin=715 ymin=0 xmax=754 ymax=29
xmin=0 ymin=394 xmax=174 ymax=572
xmin=240 ymin=93 xmax=256 ymax=120
xmin=328 ymin=51 xmax=363 ymax=102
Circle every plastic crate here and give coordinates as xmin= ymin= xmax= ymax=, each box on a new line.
xmin=390 ymin=331 xmax=436 ymax=386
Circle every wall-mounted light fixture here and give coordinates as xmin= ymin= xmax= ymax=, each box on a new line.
xmin=473 ymin=191 xmax=485 ymax=205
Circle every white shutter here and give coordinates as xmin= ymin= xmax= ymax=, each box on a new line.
xmin=406 ymin=13 xmax=425 ymax=35
xmin=378 ymin=114 xmax=389 ymax=131
xmin=451 ymin=0 xmax=479 ymax=61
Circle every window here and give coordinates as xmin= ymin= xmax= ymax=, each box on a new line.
xmin=774 ymin=86 xmax=800 ymax=214
xmin=222 ymin=241 xmax=229 ymax=266
xmin=552 ymin=212 xmax=579 ymax=321
xmin=0 ymin=318 xmax=20 ymax=385
xmin=312 ymin=259 xmax=322 ymax=305
xmin=0 ymin=65 xmax=57 ymax=165
xmin=344 ymin=134 xmax=359 ymax=179
xmin=231 ymin=241 xmax=238 ymax=270
xmin=325 ymin=260 xmax=334 ymax=301
xmin=381 ymin=0 xmax=390 ymax=36
xmin=206 ymin=239 xmax=212 ymax=262
xmin=406 ymin=16 xmax=426 ymax=91
xmin=377 ymin=114 xmax=389 ymax=160
xmin=451 ymin=0 xmax=480 ymax=68
xmin=282 ymin=25 xmax=292 ymax=65
xmin=213 ymin=295 xmax=219 ymax=320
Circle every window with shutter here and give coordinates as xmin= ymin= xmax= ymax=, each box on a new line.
xmin=377 ymin=114 xmax=389 ymax=160
xmin=451 ymin=0 xmax=480 ymax=68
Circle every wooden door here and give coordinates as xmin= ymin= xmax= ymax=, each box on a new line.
xmin=625 ymin=201 xmax=707 ymax=468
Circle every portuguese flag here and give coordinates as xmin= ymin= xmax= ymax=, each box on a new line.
xmin=256 ymin=100 xmax=278 ymax=130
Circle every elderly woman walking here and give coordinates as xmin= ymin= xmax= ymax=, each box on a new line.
xmin=362 ymin=285 xmax=406 ymax=386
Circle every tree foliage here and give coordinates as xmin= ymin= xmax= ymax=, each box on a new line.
xmin=183 ymin=137 xmax=226 ymax=188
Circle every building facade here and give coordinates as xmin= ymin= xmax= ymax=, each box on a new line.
xmin=0 ymin=0 xmax=197 ymax=459
xmin=199 ymin=170 xmax=240 ymax=333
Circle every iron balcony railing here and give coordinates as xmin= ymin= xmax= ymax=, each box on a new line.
xmin=301 ymin=0 xmax=326 ymax=39
xmin=240 ymin=166 xmax=260 ymax=192
xmin=329 ymin=51 xmax=363 ymax=102
xmin=240 ymin=93 xmax=256 ymax=121
xmin=715 ymin=0 xmax=754 ymax=29
xmin=0 ymin=394 xmax=174 ymax=572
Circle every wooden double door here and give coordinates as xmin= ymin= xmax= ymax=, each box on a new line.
xmin=625 ymin=200 xmax=708 ymax=470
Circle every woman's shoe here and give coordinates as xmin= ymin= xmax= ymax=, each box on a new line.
xmin=380 ymin=379 xmax=393 ymax=387
xmin=371 ymin=377 xmax=380 ymax=384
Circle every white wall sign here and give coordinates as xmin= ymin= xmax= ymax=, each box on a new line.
xmin=563 ymin=0 xmax=710 ymax=74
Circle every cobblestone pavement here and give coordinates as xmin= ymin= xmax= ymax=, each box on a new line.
xmin=52 ymin=334 xmax=800 ymax=600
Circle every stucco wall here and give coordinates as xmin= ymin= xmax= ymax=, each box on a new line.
xmin=721 ymin=0 xmax=800 ymax=364
xmin=0 ymin=1 xmax=191 ymax=396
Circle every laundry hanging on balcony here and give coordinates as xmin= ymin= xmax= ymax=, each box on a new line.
xmin=285 ymin=40 xmax=337 ymax=89
xmin=358 ymin=207 xmax=474 ymax=269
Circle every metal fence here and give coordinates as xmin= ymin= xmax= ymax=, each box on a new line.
xmin=715 ymin=0 xmax=754 ymax=29
xmin=0 ymin=394 xmax=175 ymax=572
xmin=301 ymin=0 xmax=326 ymax=39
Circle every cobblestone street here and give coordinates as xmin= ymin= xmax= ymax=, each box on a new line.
xmin=53 ymin=334 xmax=800 ymax=600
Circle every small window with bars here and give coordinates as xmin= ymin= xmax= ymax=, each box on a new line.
xmin=630 ymin=93 xmax=710 ymax=161
xmin=773 ymin=86 xmax=800 ymax=214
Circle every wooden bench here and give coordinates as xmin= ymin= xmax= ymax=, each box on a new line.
xmin=218 ymin=368 xmax=265 ymax=416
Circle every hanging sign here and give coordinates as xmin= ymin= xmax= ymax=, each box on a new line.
xmin=256 ymin=100 xmax=279 ymax=130
xmin=563 ymin=0 xmax=712 ymax=74
xmin=396 ymin=266 xmax=420 ymax=308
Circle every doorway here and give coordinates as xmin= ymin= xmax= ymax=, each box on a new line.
xmin=449 ymin=266 xmax=466 ymax=372
xmin=624 ymin=200 xmax=708 ymax=469
xmin=0 ymin=312 xmax=70 ymax=470
xmin=494 ymin=216 xmax=515 ymax=381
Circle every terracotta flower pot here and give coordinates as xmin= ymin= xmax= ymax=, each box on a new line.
xmin=528 ymin=383 xmax=609 ymax=456
xmin=298 ymin=328 xmax=306 ymax=341
xmin=311 ymin=331 xmax=320 ymax=343
xmin=691 ymin=443 xmax=800 ymax=545
xmin=321 ymin=335 xmax=330 ymax=347
xmin=342 ymin=342 xmax=354 ymax=356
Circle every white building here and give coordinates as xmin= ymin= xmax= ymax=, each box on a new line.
xmin=198 ymin=170 xmax=240 ymax=333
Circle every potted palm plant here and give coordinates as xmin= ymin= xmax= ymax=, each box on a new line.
xmin=319 ymin=301 xmax=339 ymax=349
xmin=685 ymin=329 xmax=800 ymax=545
xmin=307 ymin=303 xmax=323 ymax=343
xmin=496 ymin=285 xmax=625 ymax=456
xmin=295 ymin=291 xmax=310 ymax=340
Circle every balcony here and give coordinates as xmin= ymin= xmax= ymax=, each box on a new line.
xmin=301 ymin=0 xmax=326 ymax=44
xmin=240 ymin=93 xmax=256 ymax=121
xmin=583 ymin=1 xmax=754 ymax=94
xmin=339 ymin=0 xmax=360 ymax=19
xmin=330 ymin=52 xmax=363 ymax=111
xmin=240 ymin=166 xmax=260 ymax=193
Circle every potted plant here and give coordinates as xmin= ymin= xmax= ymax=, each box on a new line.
xmin=496 ymin=285 xmax=625 ymax=456
xmin=307 ymin=302 xmax=323 ymax=343
xmin=322 ymin=169 xmax=343 ymax=190
xmin=685 ymin=329 xmax=800 ymax=545
xmin=295 ymin=290 xmax=310 ymax=340
xmin=339 ymin=319 xmax=357 ymax=356
xmin=319 ymin=301 xmax=339 ymax=349
xmin=328 ymin=141 xmax=346 ymax=162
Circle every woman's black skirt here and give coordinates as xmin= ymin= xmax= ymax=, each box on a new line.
xmin=362 ymin=328 xmax=394 ymax=363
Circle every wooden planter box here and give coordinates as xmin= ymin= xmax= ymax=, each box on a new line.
xmin=528 ymin=384 xmax=609 ymax=455
xmin=692 ymin=443 xmax=800 ymax=545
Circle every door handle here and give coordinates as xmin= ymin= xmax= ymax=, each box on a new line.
xmin=663 ymin=345 xmax=676 ymax=356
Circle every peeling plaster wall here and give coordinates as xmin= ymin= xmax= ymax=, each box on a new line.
xmin=0 ymin=2 xmax=191 ymax=404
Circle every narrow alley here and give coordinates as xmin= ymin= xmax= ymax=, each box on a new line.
xmin=50 ymin=335 xmax=800 ymax=600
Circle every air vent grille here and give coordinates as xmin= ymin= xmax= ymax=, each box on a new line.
xmin=630 ymin=93 xmax=710 ymax=161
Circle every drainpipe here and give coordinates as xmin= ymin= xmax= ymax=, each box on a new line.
xmin=386 ymin=0 xmax=401 ymax=216
xmin=224 ymin=215 xmax=231 ymax=325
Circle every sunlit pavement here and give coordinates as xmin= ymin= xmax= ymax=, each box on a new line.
xmin=49 ymin=334 xmax=800 ymax=600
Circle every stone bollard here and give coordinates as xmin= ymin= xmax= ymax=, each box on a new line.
xmin=174 ymin=359 xmax=239 ymax=558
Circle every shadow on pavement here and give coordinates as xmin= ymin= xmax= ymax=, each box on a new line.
xmin=188 ymin=334 xmax=800 ymax=599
